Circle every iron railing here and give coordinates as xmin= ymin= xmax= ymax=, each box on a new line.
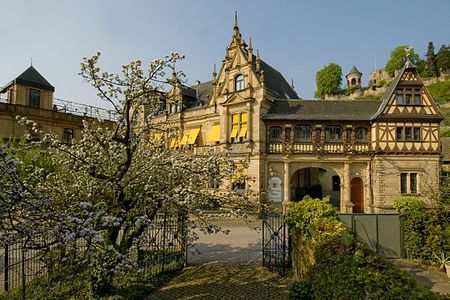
xmin=0 ymin=213 xmax=187 ymax=297
xmin=0 ymin=95 xmax=118 ymax=122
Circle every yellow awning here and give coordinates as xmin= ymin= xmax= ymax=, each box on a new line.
xmin=238 ymin=124 xmax=247 ymax=138
xmin=169 ymin=138 xmax=178 ymax=148
xmin=153 ymin=133 xmax=164 ymax=140
xmin=187 ymin=128 xmax=201 ymax=144
xmin=232 ymin=114 xmax=239 ymax=124
xmin=241 ymin=112 xmax=247 ymax=123
xmin=179 ymin=132 xmax=189 ymax=145
xmin=206 ymin=125 xmax=221 ymax=142
xmin=230 ymin=125 xmax=239 ymax=138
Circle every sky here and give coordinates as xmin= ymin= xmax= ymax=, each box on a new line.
xmin=1 ymin=0 xmax=450 ymax=109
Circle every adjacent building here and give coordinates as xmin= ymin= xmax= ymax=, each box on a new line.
xmin=0 ymin=65 xmax=116 ymax=143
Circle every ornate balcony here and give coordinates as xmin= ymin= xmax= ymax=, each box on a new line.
xmin=267 ymin=141 xmax=371 ymax=155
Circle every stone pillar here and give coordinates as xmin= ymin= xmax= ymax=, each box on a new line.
xmin=343 ymin=162 xmax=354 ymax=213
xmin=283 ymin=161 xmax=291 ymax=214
xmin=246 ymin=102 xmax=252 ymax=141
xmin=220 ymin=106 xmax=229 ymax=144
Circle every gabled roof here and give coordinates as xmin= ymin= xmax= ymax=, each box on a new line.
xmin=263 ymin=99 xmax=381 ymax=121
xmin=1 ymin=66 xmax=55 ymax=93
xmin=370 ymin=59 xmax=443 ymax=120
xmin=252 ymin=56 xmax=298 ymax=99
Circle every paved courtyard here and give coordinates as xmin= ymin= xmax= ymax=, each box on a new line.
xmin=146 ymin=217 xmax=293 ymax=300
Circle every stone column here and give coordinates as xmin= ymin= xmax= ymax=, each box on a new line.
xmin=220 ymin=106 xmax=229 ymax=144
xmin=283 ymin=161 xmax=291 ymax=214
xmin=343 ymin=162 xmax=354 ymax=213
xmin=246 ymin=102 xmax=252 ymax=141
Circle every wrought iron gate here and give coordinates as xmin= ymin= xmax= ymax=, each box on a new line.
xmin=262 ymin=212 xmax=290 ymax=275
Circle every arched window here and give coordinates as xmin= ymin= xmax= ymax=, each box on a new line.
xmin=235 ymin=74 xmax=244 ymax=91
xmin=269 ymin=126 xmax=282 ymax=142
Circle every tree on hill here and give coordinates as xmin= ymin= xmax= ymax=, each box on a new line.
xmin=425 ymin=42 xmax=439 ymax=77
xmin=385 ymin=45 xmax=420 ymax=76
xmin=314 ymin=63 xmax=342 ymax=99
xmin=437 ymin=44 xmax=450 ymax=74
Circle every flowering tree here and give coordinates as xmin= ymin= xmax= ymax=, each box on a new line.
xmin=0 ymin=53 xmax=254 ymax=296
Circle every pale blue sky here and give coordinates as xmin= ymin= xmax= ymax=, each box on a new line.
xmin=1 ymin=0 xmax=449 ymax=108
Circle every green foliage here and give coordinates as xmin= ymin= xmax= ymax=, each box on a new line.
xmin=0 ymin=269 xmax=175 ymax=300
xmin=288 ymin=197 xmax=445 ymax=299
xmin=437 ymin=44 xmax=450 ymax=73
xmin=385 ymin=45 xmax=420 ymax=76
xmin=393 ymin=198 xmax=450 ymax=263
xmin=427 ymin=79 xmax=450 ymax=104
xmin=314 ymin=63 xmax=343 ymax=99
xmin=425 ymin=42 xmax=439 ymax=77
xmin=288 ymin=281 xmax=314 ymax=300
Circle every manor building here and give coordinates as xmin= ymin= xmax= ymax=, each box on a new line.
xmin=143 ymin=18 xmax=445 ymax=213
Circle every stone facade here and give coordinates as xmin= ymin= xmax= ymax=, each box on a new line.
xmin=144 ymin=19 xmax=444 ymax=214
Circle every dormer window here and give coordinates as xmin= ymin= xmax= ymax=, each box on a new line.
xmin=396 ymin=88 xmax=422 ymax=105
xmin=235 ymin=74 xmax=244 ymax=91
xmin=29 ymin=89 xmax=41 ymax=108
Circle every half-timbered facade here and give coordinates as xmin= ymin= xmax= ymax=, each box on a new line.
xmin=147 ymin=18 xmax=444 ymax=213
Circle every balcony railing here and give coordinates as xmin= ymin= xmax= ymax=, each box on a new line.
xmin=267 ymin=141 xmax=371 ymax=155
xmin=0 ymin=95 xmax=118 ymax=122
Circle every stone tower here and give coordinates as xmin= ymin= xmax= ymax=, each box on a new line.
xmin=346 ymin=65 xmax=362 ymax=88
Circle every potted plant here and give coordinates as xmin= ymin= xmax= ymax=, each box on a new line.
xmin=434 ymin=252 xmax=450 ymax=278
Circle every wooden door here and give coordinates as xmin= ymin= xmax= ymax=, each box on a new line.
xmin=351 ymin=177 xmax=364 ymax=213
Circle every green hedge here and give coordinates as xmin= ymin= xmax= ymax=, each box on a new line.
xmin=286 ymin=196 xmax=445 ymax=299
xmin=393 ymin=197 xmax=450 ymax=263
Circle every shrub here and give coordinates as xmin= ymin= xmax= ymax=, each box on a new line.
xmin=287 ymin=197 xmax=445 ymax=299
xmin=393 ymin=197 xmax=450 ymax=263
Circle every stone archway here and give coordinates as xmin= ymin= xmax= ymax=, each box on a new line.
xmin=351 ymin=177 xmax=364 ymax=213
xmin=290 ymin=167 xmax=341 ymax=209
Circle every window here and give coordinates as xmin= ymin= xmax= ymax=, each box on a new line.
xmin=355 ymin=128 xmax=368 ymax=143
xmin=230 ymin=112 xmax=247 ymax=143
xmin=396 ymin=88 xmax=422 ymax=105
xmin=29 ymin=89 xmax=41 ymax=108
xmin=325 ymin=126 xmax=342 ymax=142
xmin=396 ymin=127 xmax=420 ymax=141
xmin=269 ymin=126 xmax=282 ymax=142
xmin=294 ymin=126 xmax=312 ymax=142
xmin=401 ymin=172 xmax=418 ymax=194
xmin=235 ymin=74 xmax=244 ymax=91
xmin=332 ymin=175 xmax=340 ymax=191
xmin=63 ymin=128 xmax=74 ymax=144
xmin=132 ymin=110 xmax=140 ymax=126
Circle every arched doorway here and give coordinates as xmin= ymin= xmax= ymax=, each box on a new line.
xmin=351 ymin=177 xmax=364 ymax=213
xmin=291 ymin=167 xmax=340 ymax=209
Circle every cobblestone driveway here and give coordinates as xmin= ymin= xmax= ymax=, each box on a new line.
xmin=146 ymin=262 xmax=293 ymax=300
xmin=146 ymin=218 xmax=293 ymax=299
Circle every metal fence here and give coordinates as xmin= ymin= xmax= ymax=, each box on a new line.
xmin=339 ymin=213 xmax=403 ymax=258
xmin=0 ymin=212 xmax=187 ymax=295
